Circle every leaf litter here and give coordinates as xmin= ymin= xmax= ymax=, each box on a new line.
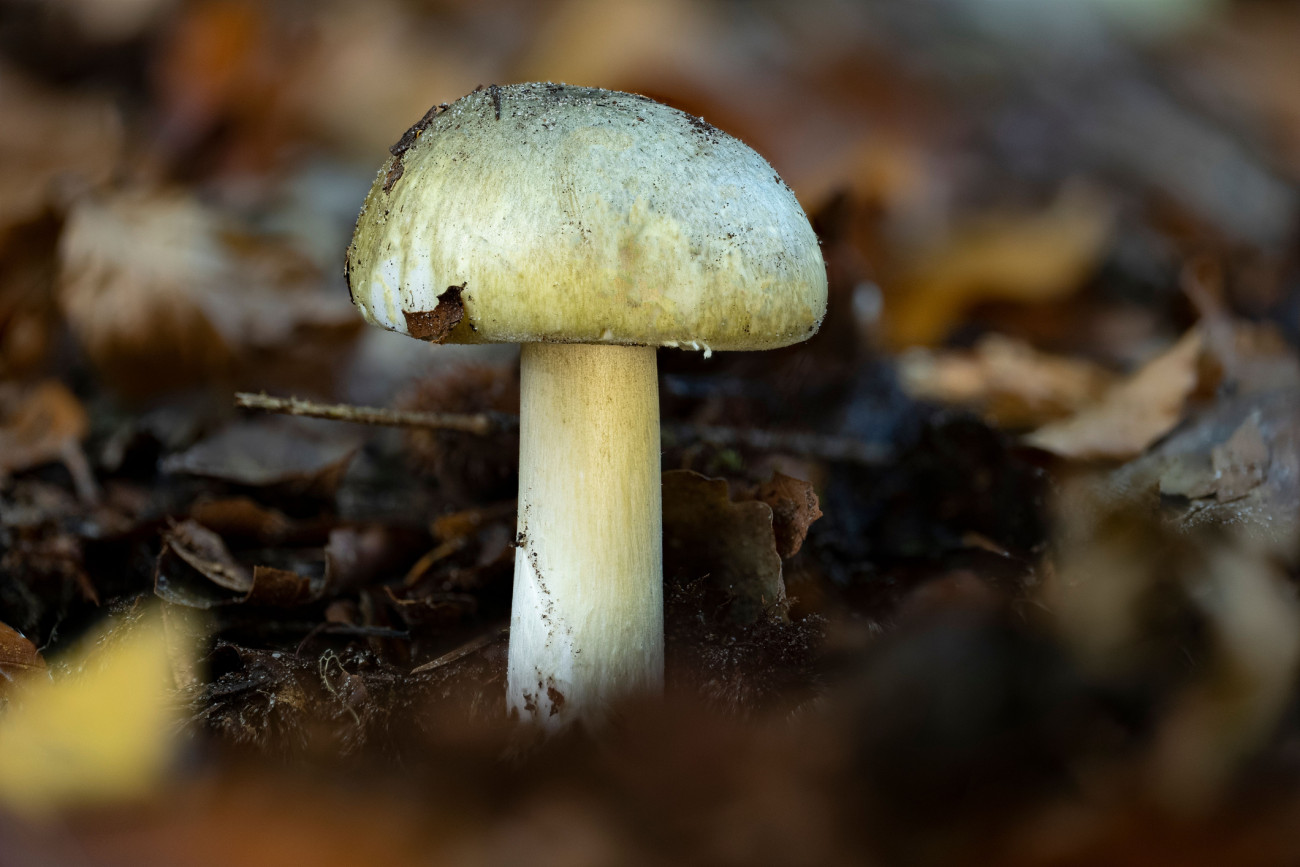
xmin=1 ymin=1 xmax=1300 ymax=864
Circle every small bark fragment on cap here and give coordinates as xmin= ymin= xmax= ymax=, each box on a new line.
xmin=382 ymin=159 xmax=405 ymax=192
xmin=404 ymin=284 xmax=465 ymax=342
xmin=384 ymin=102 xmax=449 ymax=193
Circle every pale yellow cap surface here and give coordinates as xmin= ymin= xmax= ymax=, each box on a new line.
xmin=346 ymin=83 xmax=826 ymax=351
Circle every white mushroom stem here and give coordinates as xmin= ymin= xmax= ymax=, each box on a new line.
xmin=507 ymin=342 xmax=663 ymax=730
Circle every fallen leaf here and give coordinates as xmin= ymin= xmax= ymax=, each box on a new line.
xmin=0 ymin=622 xmax=44 ymax=690
xmin=0 ymin=380 xmax=89 ymax=475
xmin=245 ymin=565 xmax=315 ymax=607
xmin=385 ymin=587 xmax=478 ymax=629
xmin=189 ymin=496 xmax=295 ymax=544
xmin=160 ymin=420 xmax=359 ymax=500
xmin=155 ymin=519 xmax=253 ymax=608
xmin=885 ymin=186 xmax=1114 ymax=347
xmin=662 ymin=470 xmax=786 ymax=625
xmin=898 ymin=334 xmax=1117 ymax=428
xmin=0 ymin=608 xmax=189 ymax=816
xmin=754 ymin=473 xmax=823 ymax=559
xmin=1024 ymin=328 xmax=1204 ymax=461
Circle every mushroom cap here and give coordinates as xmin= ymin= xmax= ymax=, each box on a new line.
xmin=346 ymin=83 xmax=826 ymax=351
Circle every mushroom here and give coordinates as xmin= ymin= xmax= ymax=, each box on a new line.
xmin=346 ymin=83 xmax=826 ymax=730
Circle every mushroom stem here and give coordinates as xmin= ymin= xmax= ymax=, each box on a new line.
xmin=507 ymin=342 xmax=663 ymax=730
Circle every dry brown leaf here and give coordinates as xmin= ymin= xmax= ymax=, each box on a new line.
xmin=0 ymin=622 xmax=44 ymax=691
xmin=662 ymin=470 xmax=786 ymax=625
xmin=156 ymin=520 xmax=331 ymax=608
xmin=0 ymin=380 xmax=89 ymax=475
xmin=899 ymin=334 xmax=1118 ymax=428
xmin=1024 ymin=328 xmax=1204 ymax=461
xmin=754 ymin=472 xmax=823 ymax=559
xmin=885 ymin=186 xmax=1113 ymax=347
xmin=188 ymin=497 xmax=295 ymax=544
xmin=155 ymin=520 xmax=253 ymax=609
xmin=1161 ymin=412 xmax=1272 ymax=504
xmin=160 ymin=420 xmax=359 ymax=500
xmin=245 ymin=566 xmax=316 ymax=607
xmin=0 ymin=67 xmax=122 ymax=238
xmin=57 ymin=189 xmax=358 ymax=399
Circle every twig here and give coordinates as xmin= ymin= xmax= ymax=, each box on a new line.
xmin=235 ymin=392 xmax=516 ymax=436
xmin=236 ymin=392 xmax=889 ymax=464
xmin=410 ymin=626 xmax=509 ymax=674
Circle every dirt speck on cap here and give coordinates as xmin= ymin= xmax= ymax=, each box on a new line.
xmin=404 ymin=284 xmax=466 ymax=342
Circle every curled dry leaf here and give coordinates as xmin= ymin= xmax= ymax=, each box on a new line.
xmin=899 ymin=333 xmax=1117 ymax=429
xmin=156 ymin=520 xmax=323 ymax=608
xmin=0 ymin=622 xmax=44 ymax=691
xmin=0 ymin=380 xmax=89 ymax=475
xmin=155 ymin=519 xmax=253 ymax=609
xmin=754 ymin=472 xmax=823 ymax=559
xmin=57 ymin=189 xmax=359 ymax=399
xmin=0 ymin=66 xmax=122 ymax=238
xmin=662 ymin=470 xmax=786 ymax=625
xmin=1024 ymin=328 xmax=1205 ymax=461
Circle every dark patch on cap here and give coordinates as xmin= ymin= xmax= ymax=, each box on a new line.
xmin=489 ymin=84 xmax=502 ymax=120
xmin=403 ymin=283 xmax=466 ymax=342
xmin=389 ymin=102 xmax=448 ymax=159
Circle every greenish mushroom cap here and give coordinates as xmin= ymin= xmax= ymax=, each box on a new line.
xmin=345 ymin=83 xmax=827 ymax=351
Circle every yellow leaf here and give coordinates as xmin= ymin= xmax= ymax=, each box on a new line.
xmin=0 ymin=608 xmax=192 ymax=816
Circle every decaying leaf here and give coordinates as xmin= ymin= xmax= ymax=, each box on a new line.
xmin=155 ymin=519 xmax=253 ymax=608
xmin=161 ymin=420 xmax=359 ymax=500
xmin=899 ymin=334 xmax=1117 ymax=428
xmin=1025 ymin=328 xmax=1205 ymax=461
xmin=245 ymin=565 xmax=316 ymax=607
xmin=0 ymin=608 xmax=190 ymax=816
xmin=1159 ymin=412 xmax=1271 ymax=503
xmin=885 ymin=186 xmax=1114 ymax=347
xmin=662 ymin=470 xmax=786 ymax=625
xmin=0 ymin=622 xmax=44 ymax=690
xmin=189 ymin=496 xmax=295 ymax=544
xmin=0 ymin=380 xmax=89 ymax=477
xmin=754 ymin=473 xmax=823 ymax=559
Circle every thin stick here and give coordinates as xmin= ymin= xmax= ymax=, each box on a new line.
xmin=410 ymin=626 xmax=509 ymax=674
xmin=235 ymin=392 xmax=889 ymax=465
xmin=235 ymin=392 xmax=516 ymax=436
